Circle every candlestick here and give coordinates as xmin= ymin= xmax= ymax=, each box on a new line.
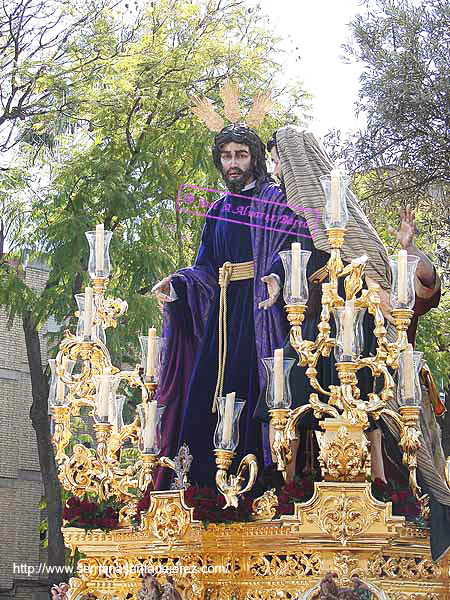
xmin=83 ymin=287 xmax=93 ymax=339
xmin=330 ymin=168 xmax=341 ymax=223
xmin=96 ymin=224 xmax=104 ymax=275
xmin=146 ymin=327 xmax=156 ymax=377
xmin=397 ymin=249 xmax=407 ymax=304
xmin=143 ymin=401 xmax=157 ymax=450
xmin=403 ymin=344 xmax=414 ymax=400
xmin=223 ymin=392 xmax=235 ymax=446
xmin=343 ymin=299 xmax=354 ymax=357
xmin=274 ymin=348 xmax=284 ymax=406
xmin=291 ymin=242 xmax=301 ymax=298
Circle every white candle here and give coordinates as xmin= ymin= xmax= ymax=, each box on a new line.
xmin=222 ymin=392 xmax=235 ymax=446
xmin=143 ymin=401 xmax=157 ymax=450
xmin=397 ymin=249 xmax=408 ymax=304
xmin=98 ymin=377 xmax=110 ymax=418
xmin=96 ymin=223 xmax=104 ymax=275
xmin=274 ymin=348 xmax=284 ymax=406
xmin=56 ymin=378 xmax=64 ymax=403
xmin=56 ymin=355 xmax=67 ymax=402
xmin=343 ymin=300 xmax=354 ymax=357
xmin=403 ymin=344 xmax=415 ymax=400
xmin=330 ymin=168 xmax=341 ymax=223
xmin=291 ymin=242 xmax=301 ymax=298
xmin=109 ymin=396 xmax=117 ymax=432
xmin=83 ymin=287 xmax=93 ymax=338
xmin=146 ymin=327 xmax=156 ymax=377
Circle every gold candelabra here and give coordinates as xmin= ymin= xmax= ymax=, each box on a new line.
xmin=49 ymin=230 xmax=190 ymax=524
xmin=268 ymin=173 xmax=424 ymax=502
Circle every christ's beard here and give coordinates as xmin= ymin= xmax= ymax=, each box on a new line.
xmin=223 ymin=168 xmax=254 ymax=193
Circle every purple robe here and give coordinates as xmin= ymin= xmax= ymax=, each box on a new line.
xmin=156 ymin=181 xmax=302 ymax=486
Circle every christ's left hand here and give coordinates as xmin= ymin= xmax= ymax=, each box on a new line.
xmin=258 ymin=274 xmax=281 ymax=310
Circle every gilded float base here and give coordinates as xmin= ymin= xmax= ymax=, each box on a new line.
xmin=62 ymin=487 xmax=450 ymax=600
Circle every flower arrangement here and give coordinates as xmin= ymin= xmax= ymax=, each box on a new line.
xmin=134 ymin=476 xmax=316 ymax=526
xmin=371 ymin=478 xmax=424 ymax=523
xmin=62 ymin=474 xmax=425 ymax=531
xmin=276 ymin=477 xmax=315 ymax=516
xmin=63 ymin=496 xmax=120 ymax=530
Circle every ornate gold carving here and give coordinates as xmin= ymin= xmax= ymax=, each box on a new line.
xmin=306 ymin=492 xmax=378 ymax=544
xmin=367 ymin=554 xmax=442 ymax=579
xmin=268 ymin=408 xmax=291 ymax=477
xmin=251 ymin=489 xmax=278 ymax=521
xmin=319 ymin=425 xmax=369 ymax=481
xmin=141 ymin=496 xmax=190 ymax=548
xmin=245 ymin=592 xmax=298 ymax=600
xmin=65 ymin=577 xmax=90 ymax=600
xmin=51 ymin=406 xmax=72 ymax=461
xmin=381 ymin=406 xmax=422 ymax=499
xmin=388 ymin=594 xmax=441 ymax=600
xmin=248 ymin=552 xmax=322 ymax=577
xmin=398 ymin=405 xmax=422 ymax=497
xmin=62 ymin=493 xmax=444 ymax=600
xmin=333 ymin=552 xmax=361 ymax=583
xmin=214 ymin=449 xmax=258 ymax=508
xmin=299 ymin=482 xmax=399 ymax=545
xmin=205 ymin=584 xmax=241 ymax=600
xmin=95 ymin=295 xmax=127 ymax=329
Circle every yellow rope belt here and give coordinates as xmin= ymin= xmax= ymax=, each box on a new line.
xmin=213 ymin=260 xmax=254 ymax=412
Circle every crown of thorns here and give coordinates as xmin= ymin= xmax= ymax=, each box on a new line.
xmin=191 ymin=79 xmax=273 ymax=132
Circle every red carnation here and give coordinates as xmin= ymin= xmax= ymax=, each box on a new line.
xmin=198 ymin=486 xmax=217 ymax=499
xmin=397 ymin=490 xmax=409 ymax=503
xmin=79 ymin=500 xmax=96 ymax=513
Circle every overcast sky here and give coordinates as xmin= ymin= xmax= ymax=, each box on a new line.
xmin=259 ymin=0 xmax=365 ymax=136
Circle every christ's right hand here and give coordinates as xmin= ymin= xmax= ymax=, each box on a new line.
xmin=151 ymin=275 xmax=173 ymax=311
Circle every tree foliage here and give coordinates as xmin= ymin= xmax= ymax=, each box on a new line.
xmin=340 ymin=0 xmax=450 ymax=200
xmin=325 ymin=0 xmax=450 ymax=390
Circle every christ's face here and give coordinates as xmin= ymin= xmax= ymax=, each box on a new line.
xmin=220 ymin=141 xmax=254 ymax=192
xmin=270 ymin=146 xmax=282 ymax=178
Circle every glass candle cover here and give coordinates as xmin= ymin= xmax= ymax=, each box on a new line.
xmin=85 ymin=229 xmax=113 ymax=279
xmin=279 ymin=248 xmax=311 ymax=304
xmin=319 ymin=170 xmax=351 ymax=229
xmin=213 ymin=396 xmax=245 ymax=452
xmin=139 ymin=335 xmax=165 ymax=380
xmin=137 ymin=402 xmax=165 ymax=454
xmin=398 ymin=348 xmax=423 ymax=406
xmin=261 ymin=357 xmax=296 ymax=409
xmin=93 ymin=373 xmax=121 ymax=423
xmin=75 ymin=293 xmax=106 ymax=344
xmin=389 ymin=253 xmax=419 ymax=310
xmin=48 ymin=358 xmax=75 ymax=409
xmin=333 ymin=306 xmax=367 ymax=362
xmin=110 ymin=394 xmax=126 ymax=434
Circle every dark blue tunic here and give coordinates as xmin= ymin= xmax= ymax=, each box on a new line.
xmin=175 ymin=188 xmax=265 ymax=485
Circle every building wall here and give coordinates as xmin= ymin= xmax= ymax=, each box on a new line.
xmin=0 ymin=265 xmax=50 ymax=599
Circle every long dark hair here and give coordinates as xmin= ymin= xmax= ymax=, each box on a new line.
xmin=212 ymin=123 xmax=268 ymax=194
xmin=266 ymin=131 xmax=286 ymax=194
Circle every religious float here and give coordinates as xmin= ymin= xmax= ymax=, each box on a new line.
xmin=49 ymin=174 xmax=449 ymax=599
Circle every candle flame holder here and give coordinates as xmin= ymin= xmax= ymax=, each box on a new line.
xmin=214 ymin=449 xmax=258 ymax=509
